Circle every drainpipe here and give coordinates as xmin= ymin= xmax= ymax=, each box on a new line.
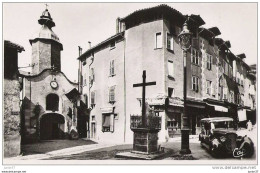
xmin=122 ymin=34 xmax=126 ymax=143
xmin=88 ymin=50 xmax=94 ymax=139
xmin=78 ymin=46 xmax=82 ymax=94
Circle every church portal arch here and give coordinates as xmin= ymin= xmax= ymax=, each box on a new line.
xmin=40 ymin=113 xmax=65 ymax=140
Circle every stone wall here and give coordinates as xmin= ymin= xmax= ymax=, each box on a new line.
xmin=4 ymin=79 xmax=21 ymax=157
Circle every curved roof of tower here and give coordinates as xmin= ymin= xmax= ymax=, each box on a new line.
xmin=31 ymin=25 xmax=60 ymax=42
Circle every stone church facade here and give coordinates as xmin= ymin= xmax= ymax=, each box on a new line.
xmin=20 ymin=8 xmax=88 ymax=143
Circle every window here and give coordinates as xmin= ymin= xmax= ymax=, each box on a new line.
xmin=109 ymin=60 xmax=115 ymax=76
xmin=206 ymin=80 xmax=212 ymax=95
xmin=236 ymin=72 xmax=240 ymax=84
xmin=102 ymin=114 xmax=114 ymax=132
xmin=230 ymin=91 xmax=234 ymax=103
xmin=237 ymin=93 xmax=241 ymax=105
xmin=91 ymin=91 xmax=95 ymax=105
xmin=241 ymin=75 xmax=244 ymax=86
xmin=83 ymin=73 xmax=87 ymax=86
xmin=91 ymin=115 xmax=95 ymax=121
xmin=168 ymin=60 xmax=174 ymax=77
xmin=168 ymin=87 xmax=175 ymax=98
xmin=46 ymin=94 xmax=59 ymax=111
xmin=167 ymin=121 xmax=175 ymax=127
xmin=191 ymin=48 xmax=199 ymax=65
xmin=192 ymin=76 xmax=199 ymax=92
xmin=223 ymin=61 xmax=229 ymax=75
xmin=155 ymin=32 xmax=162 ymax=48
xmin=223 ymin=87 xmax=228 ymax=100
xmin=89 ymin=68 xmax=95 ymax=84
xmin=206 ymin=54 xmax=212 ymax=70
xmin=109 ymin=86 xmax=115 ymax=103
xmin=167 ymin=33 xmax=174 ymax=50
xmin=229 ymin=65 xmax=233 ymax=78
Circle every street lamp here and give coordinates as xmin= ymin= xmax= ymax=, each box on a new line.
xmin=178 ymin=17 xmax=192 ymax=154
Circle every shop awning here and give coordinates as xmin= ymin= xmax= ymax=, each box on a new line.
xmin=186 ymin=98 xmax=206 ymax=109
xmin=65 ymin=88 xmax=80 ymax=101
xmin=103 ymin=115 xmax=111 ymax=127
xmin=206 ymin=103 xmax=228 ymax=112
xmin=238 ymin=109 xmax=247 ymax=121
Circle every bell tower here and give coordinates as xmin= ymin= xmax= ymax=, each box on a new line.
xmin=30 ymin=6 xmax=63 ymax=75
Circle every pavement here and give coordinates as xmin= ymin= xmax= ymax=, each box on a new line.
xmin=5 ymin=141 xmax=117 ymax=161
xmin=4 ymin=126 xmax=257 ymax=161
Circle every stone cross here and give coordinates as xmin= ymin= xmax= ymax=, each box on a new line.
xmin=133 ymin=70 xmax=156 ymax=127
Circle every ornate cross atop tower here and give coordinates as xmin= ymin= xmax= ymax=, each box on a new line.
xmin=133 ymin=70 xmax=156 ymax=126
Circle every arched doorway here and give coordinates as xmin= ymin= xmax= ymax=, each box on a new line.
xmin=40 ymin=113 xmax=65 ymax=140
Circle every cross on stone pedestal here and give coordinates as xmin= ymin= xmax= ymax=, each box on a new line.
xmin=133 ymin=70 xmax=156 ymax=127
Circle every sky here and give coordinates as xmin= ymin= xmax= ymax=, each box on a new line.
xmin=3 ymin=3 xmax=257 ymax=82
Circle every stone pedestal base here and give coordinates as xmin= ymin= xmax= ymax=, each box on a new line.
xmin=116 ymin=151 xmax=166 ymax=160
xmin=132 ymin=128 xmax=159 ymax=154
xmin=180 ymin=129 xmax=191 ymax=154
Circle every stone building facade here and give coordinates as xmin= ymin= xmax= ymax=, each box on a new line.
xmin=20 ymin=8 xmax=87 ymax=143
xmin=78 ymin=4 xmax=256 ymax=143
xmin=4 ymin=40 xmax=24 ymax=157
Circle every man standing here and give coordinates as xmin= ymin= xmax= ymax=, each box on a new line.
xmin=247 ymin=120 xmax=253 ymax=131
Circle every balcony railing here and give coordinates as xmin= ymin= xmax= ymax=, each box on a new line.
xmin=130 ymin=115 xmax=161 ymax=130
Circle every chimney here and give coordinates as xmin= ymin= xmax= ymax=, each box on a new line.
xmin=78 ymin=46 xmax=82 ymax=56
xmin=88 ymin=41 xmax=91 ymax=49
xmin=116 ymin=17 xmax=121 ymax=33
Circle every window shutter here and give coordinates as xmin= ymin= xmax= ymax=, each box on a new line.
xmin=168 ymin=61 xmax=174 ymax=77
xmin=212 ymin=82 xmax=216 ymax=96
xmin=109 ymin=61 xmax=111 ymax=76
xmin=170 ymin=37 xmax=174 ymax=50
xmin=112 ymin=60 xmax=115 ymax=75
xmin=110 ymin=114 xmax=114 ymax=132
xmin=203 ymin=54 xmax=207 ymax=69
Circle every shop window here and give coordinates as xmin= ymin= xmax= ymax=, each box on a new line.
xmin=102 ymin=114 xmax=114 ymax=132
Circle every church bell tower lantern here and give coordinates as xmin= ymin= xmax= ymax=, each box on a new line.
xmin=30 ymin=6 xmax=63 ymax=75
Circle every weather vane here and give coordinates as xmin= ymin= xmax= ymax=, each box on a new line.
xmin=45 ymin=3 xmax=49 ymax=10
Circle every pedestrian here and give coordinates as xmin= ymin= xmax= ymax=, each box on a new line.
xmin=210 ymin=122 xmax=215 ymax=134
xmin=246 ymin=120 xmax=253 ymax=131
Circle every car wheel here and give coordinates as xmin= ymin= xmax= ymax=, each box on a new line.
xmin=241 ymin=143 xmax=254 ymax=158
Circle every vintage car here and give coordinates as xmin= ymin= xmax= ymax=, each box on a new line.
xmin=199 ymin=117 xmax=254 ymax=158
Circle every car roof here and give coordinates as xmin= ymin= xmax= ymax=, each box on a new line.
xmin=200 ymin=117 xmax=233 ymax=123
